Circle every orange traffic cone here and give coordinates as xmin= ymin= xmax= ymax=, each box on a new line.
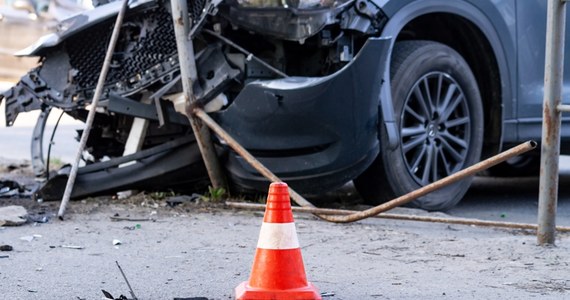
xmin=235 ymin=182 xmax=321 ymax=300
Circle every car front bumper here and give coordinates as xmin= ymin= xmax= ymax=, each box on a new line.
xmin=214 ymin=37 xmax=391 ymax=193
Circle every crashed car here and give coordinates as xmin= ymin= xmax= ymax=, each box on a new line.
xmin=0 ymin=0 xmax=565 ymax=210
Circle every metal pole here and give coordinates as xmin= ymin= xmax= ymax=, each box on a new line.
xmin=226 ymin=201 xmax=570 ymax=233
xmin=317 ymin=141 xmax=536 ymax=223
xmin=538 ymin=0 xmax=566 ymax=245
xmin=193 ymin=108 xmax=314 ymax=208
xmin=57 ymin=0 xmax=130 ymax=220
xmin=170 ymin=0 xmax=227 ymax=190
xmin=557 ymin=104 xmax=570 ymax=112
xmin=195 ymin=106 xmax=536 ymax=223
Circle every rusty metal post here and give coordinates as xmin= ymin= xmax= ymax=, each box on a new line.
xmin=194 ymin=108 xmax=314 ymax=208
xmin=196 ymin=106 xmax=536 ymax=223
xmin=170 ymin=0 xmax=227 ymax=190
xmin=226 ymin=201 xmax=570 ymax=232
xmin=537 ymin=0 xmax=566 ymax=245
xmin=57 ymin=0 xmax=129 ymax=220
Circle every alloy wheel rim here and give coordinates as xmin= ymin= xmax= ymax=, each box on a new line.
xmin=399 ymin=72 xmax=471 ymax=186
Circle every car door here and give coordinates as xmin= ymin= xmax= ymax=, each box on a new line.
xmin=516 ymin=0 xmax=570 ymax=143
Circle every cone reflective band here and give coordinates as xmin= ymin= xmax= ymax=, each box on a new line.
xmin=235 ymin=182 xmax=321 ymax=300
xmin=257 ymin=222 xmax=300 ymax=249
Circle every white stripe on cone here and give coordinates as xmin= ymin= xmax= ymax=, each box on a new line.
xmin=257 ymin=222 xmax=300 ymax=250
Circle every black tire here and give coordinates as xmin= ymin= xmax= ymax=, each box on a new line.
xmin=354 ymin=41 xmax=484 ymax=211
xmin=486 ymin=154 xmax=540 ymax=177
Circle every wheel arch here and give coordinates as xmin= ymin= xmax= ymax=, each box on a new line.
xmin=377 ymin=0 xmax=515 ymax=159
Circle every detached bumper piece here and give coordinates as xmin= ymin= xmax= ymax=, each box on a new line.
xmin=36 ymin=136 xmax=209 ymax=201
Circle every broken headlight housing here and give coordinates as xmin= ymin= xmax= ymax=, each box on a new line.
xmin=221 ymin=0 xmax=352 ymax=41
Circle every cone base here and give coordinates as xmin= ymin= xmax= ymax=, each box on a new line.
xmin=235 ymin=281 xmax=322 ymax=300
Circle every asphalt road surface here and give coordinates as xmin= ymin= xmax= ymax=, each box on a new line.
xmin=0 ymin=189 xmax=569 ymax=299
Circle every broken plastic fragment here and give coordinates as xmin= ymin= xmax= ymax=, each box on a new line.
xmin=20 ymin=236 xmax=35 ymax=242
xmin=0 ymin=180 xmax=36 ymax=198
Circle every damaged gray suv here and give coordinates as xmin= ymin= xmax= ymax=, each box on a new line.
xmin=0 ymin=0 xmax=565 ymax=210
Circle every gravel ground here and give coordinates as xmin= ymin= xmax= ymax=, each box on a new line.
xmin=1 ymin=159 xmax=570 ymax=299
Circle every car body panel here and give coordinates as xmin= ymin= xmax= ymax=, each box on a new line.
xmin=215 ymin=37 xmax=391 ymax=193
xmin=378 ymin=0 xmax=570 ymax=146
xmin=515 ymin=0 xmax=570 ymax=142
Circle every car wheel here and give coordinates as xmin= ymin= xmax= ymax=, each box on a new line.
xmin=354 ymin=40 xmax=484 ymax=211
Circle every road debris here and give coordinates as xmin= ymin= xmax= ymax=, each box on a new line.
xmin=28 ymin=215 xmax=49 ymax=224
xmin=20 ymin=236 xmax=35 ymax=242
xmin=0 ymin=181 xmax=19 ymax=197
xmin=21 ymin=234 xmax=42 ymax=242
xmin=0 ymin=205 xmax=28 ymax=226
xmin=101 ymin=289 xmax=128 ymax=300
xmin=110 ymin=214 xmax=153 ymax=222
xmin=0 ymin=245 xmax=13 ymax=251
xmin=116 ymin=261 xmax=138 ymax=300
xmin=0 ymin=180 xmax=34 ymax=198
xmin=123 ymin=224 xmax=142 ymax=231
xmin=0 ymin=255 xmax=9 ymax=258
xmin=166 ymin=194 xmax=201 ymax=207
xmin=113 ymin=239 xmax=122 ymax=246
xmin=60 ymin=245 xmax=85 ymax=250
